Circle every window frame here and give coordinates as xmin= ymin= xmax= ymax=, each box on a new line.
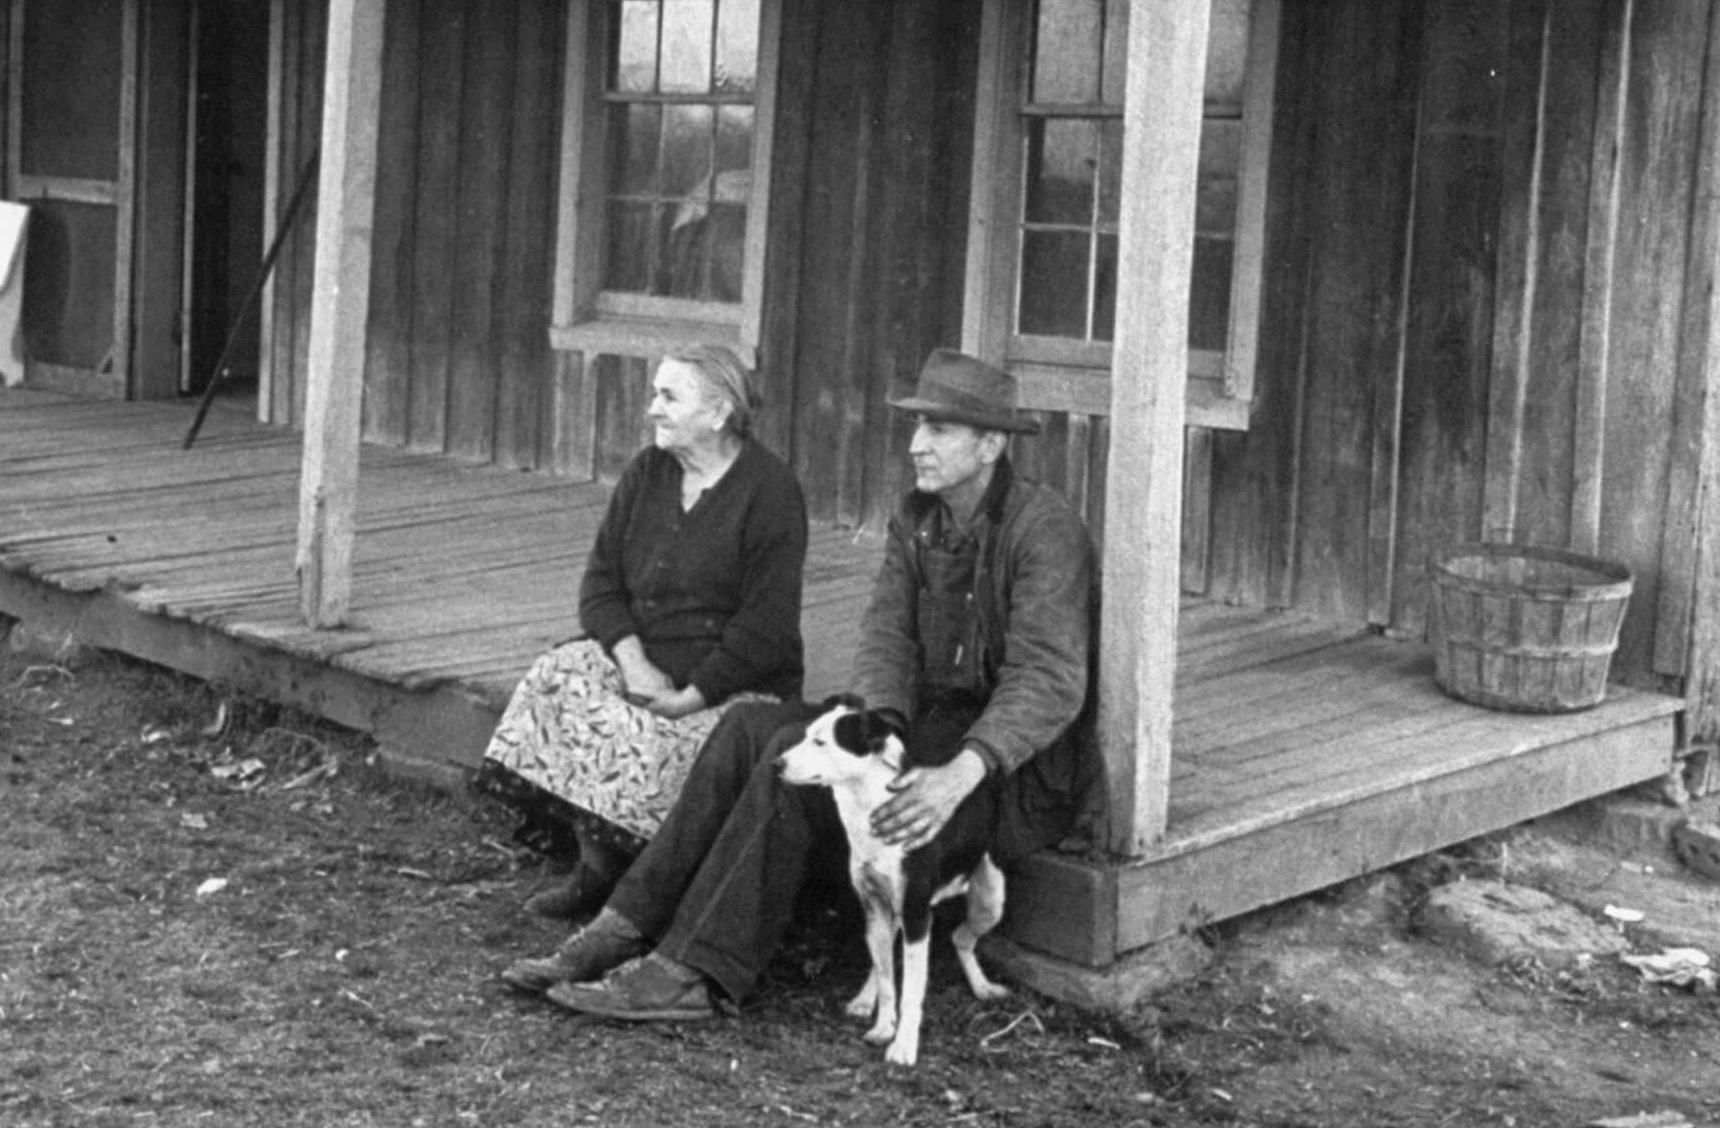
xmin=549 ymin=0 xmax=781 ymax=364
xmin=962 ymin=0 xmax=1279 ymax=430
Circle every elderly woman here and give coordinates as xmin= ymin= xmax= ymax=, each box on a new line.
xmin=476 ymin=344 xmax=807 ymax=921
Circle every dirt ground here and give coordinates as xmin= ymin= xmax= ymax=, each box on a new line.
xmin=3 ymin=635 xmax=1719 ymax=1128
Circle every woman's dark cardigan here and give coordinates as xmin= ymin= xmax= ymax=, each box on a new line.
xmin=579 ymin=440 xmax=808 ymax=704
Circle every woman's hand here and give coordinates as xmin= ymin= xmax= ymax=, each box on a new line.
xmin=612 ymin=636 xmax=674 ymax=698
xmin=871 ymin=747 xmax=988 ymax=852
xmin=635 ymin=684 xmax=707 ymax=720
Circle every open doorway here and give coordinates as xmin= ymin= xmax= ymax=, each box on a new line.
xmin=183 ymin=0 xmax=269 ymax=399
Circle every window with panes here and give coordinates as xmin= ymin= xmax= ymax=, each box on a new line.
xmin=603 ymin=0 xmax=757 ymax=305
xmin=551 ymin=0 xmax=779 ymax=358
xmin=967 ymin=0 xmax=1274 ymax=428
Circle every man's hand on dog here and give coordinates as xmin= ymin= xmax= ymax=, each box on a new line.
xmin=873 ymin=747 xmax=988 ymax=852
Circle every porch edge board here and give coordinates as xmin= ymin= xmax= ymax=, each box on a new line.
xmin=1112 ymin=713 xmax=1677 ymax=954
xmin=0 ymin=569 xmax=497 ymax=778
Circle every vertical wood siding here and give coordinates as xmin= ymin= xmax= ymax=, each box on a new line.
xmin=261 ymin=0 xmax=323 ymax=429
xmin=265 ymin=0 xmax=562 ymax=470
xmin=563 ymin=0 xmax=987 ymax=529
xmin=1196 ymin=0 xmax=1717 ymax=699
xmin=1603 ymin=0 xmax=1711 ymax=680
xmin=259 ymin=0 xmax=1720 ymax=709
xmin=772 ymin=0 xmax=983 ymax=528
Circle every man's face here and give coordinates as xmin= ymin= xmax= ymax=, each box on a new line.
xmin=908 ymin=417 xmax=997 ymax=498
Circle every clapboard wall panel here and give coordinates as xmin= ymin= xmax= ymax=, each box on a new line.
xmin=253 ymin=0 xmax=1720 ymax=722
xmin=1200 ymin=0 xmax=1716 ymax=708
xmin=262 ymin=0 xmax=562 ymax=471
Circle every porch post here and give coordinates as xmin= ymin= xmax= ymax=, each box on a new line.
xmin=295 ymin=0 xmax=384 ymax=628
xmin=1678 ymin=0 xmax=1720 ymax=746
xmin=1100 ymin=0 xmax=1209 ymax=854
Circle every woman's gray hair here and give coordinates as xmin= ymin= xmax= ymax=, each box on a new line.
xmin=666 ymin=344 xmax=763 ymax=438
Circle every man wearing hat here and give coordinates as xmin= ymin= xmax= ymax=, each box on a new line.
xmin=502 ymin=348 xmax=1098 ymax=1021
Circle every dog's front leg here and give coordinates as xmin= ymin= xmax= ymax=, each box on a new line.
xmin=885 ymin=931 xmax=929 ymax=1066
xmin=854 ymin=898 xmax=899 ymax=1047
xmin=952 ymin=855 xmax=1010 ymax=1001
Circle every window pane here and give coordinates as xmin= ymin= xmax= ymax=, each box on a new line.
xmin=1195 ymin=173 xmax=1238 ymax=239
xmin=1189 ymin=236 xmax=1234 ymax=350
xmin=714 ymin=105 xmax=753 ymax=175
xmin=22 ymin=200 xmax=117 ymax=367
xmin=660 ymin=0 xmax=714 ymax=93
xmin=1018 ymin=230 xmax=1091 ymax=338
xmin=655 ymin=197 xmax=746 ymax=302
xmin=609 ymin=103 xmax=663 ymax=196
xmin=1206 ymin=0 xmax=1252 ymax=114
xmin=1024 ymin=119 xmax=1096 ymax=226
xmin=663 ymin=203 xmax=709 ymax=297
xmin=614 ymin=1 xmax=659 ymax=93
xmin=705 ymin=202 xmax=747 ymax=301
xmin=1096 ymin=119 xmax=1123 ymax=226
xmin=661 ymin=103 xmax=714 ymax=197
xmin=598 ymin=0 xmax=758 ymax=309
xmin=21 ymin=0 xmax=124 ymax=180
xmin=605 ymin=200 xmax=659 ymax=292
xmin=714 ymin=0 xmax=758 ymax=93
xmin=1032 ymin=0 xmax=1102 ymax=104
xmin=1092 ymin=233 xmax=1117 ymax=342
xmin=1100 ymin=0 xmax=1129 ymax=105
xmin=1196 ymin=119 xmax=1241 ymax=234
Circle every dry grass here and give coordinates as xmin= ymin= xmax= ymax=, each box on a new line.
xmin=0 ymin=644 xmax=1174 ymax=1127
xmin=5 ymin=636 xmax=1720 ymax=1128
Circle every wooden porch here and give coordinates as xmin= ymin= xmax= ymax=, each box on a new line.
xmin=0 ymin=389 xmax=1682 ymax=973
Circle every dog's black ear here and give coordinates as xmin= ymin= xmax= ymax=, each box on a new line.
xmin=830 ymin=711 xmax=869 ymax=754
xmin=822 ymin=692 xmax=865 ymax=713
xmin=862 ymin=708 xmax=907 ymax=752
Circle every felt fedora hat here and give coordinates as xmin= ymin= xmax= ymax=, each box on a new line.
xmin=888 ymin=349 xmax=1039 ymax=434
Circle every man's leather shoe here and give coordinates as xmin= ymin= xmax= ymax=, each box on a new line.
xmin=499 ymin=909 xmax=647 ymax=994
xmin=545 ymin=953 xmax=716 ymax=1021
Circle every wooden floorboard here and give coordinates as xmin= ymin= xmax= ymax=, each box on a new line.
xmin=1 ymin=390 xmax=1688 ymax=971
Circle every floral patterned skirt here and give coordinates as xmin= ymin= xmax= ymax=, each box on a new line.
xmin=476 ymin=639 xmax=772 ymax=851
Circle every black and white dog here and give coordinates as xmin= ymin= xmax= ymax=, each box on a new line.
xmin=777 ymin=698 xmax=1009 ymax=1066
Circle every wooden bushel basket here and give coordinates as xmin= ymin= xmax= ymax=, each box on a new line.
xmin=1427 ymin=543 xmax=1632 ymax=713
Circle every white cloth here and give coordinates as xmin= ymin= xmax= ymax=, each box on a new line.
xmin=0 ymin=202 xmax=29 ymax=387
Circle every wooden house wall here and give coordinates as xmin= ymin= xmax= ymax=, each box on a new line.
xmin=261 ymin=0 xmax=1110 ymax=528
xmin=262 ymin=0 xmax=565 ymax=473
xmin=1192 ymin=0 xmax=1717 ymax=697
xmin=569 ymin=0 xmax=1105 ymax=531
xmin=255 ymin=0 xmax=1718 ymax=704
xmin=261 ymin=0 xmax=322 ymax=429
xmin=579 ymin=0 xmax=991 ymax=526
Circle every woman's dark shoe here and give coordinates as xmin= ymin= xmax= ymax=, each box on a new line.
xmin=523 ymin=865 xmax=617 ymax=923
xmin=499 ymin=909 xmax=648 ymax=994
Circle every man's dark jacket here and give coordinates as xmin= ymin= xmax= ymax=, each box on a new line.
xmin=852 ymin=457 xmax=1100 ymax=863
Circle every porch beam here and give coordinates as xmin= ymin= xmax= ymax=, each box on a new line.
xmin=1100 ymin=0 xmax=1209 ymax=855
xmin=295 ymin=0 xmax=385 ymax=628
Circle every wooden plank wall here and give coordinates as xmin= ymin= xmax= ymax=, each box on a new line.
xmin=569 ymin=0 xmax=994 ymax=527
xmin=253 ymin=0 xmax=1720 ymax=710
xmin=1198 ymin=0 xmax=1718 ymax=698
xmin=261 ymin=0 xmax=323 ymax=428
xmin=1603 ymin=0 xmax=1713 ymax=682
xmin=264 ymin=0 xmax=1107 ymax=533
xmin=263 ymin=0 xmax=563 ymax=472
